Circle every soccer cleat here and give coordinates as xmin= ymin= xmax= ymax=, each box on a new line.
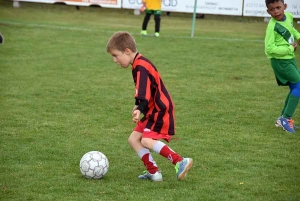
xmin=138 ymin=171 xmax=162 ymax=182
xmin=275 ymin=116 xmax=299 ymax=130
xmin=175 ymin=158 xmax=193 ymax=180
xmin=154 ymin=32 xmax=160 ymax=37
xmin=140 ymin=30 xmax=147 ymax=36
xmin=278 ymin=116 xmax=295 ymax=133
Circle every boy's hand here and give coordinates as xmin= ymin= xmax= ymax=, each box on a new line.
xmin=140 ymin=5 xmax=146 ymax=12
xmin=132 ymin=105 xmax=138 ymax=113
xmin=140 ymin=2 xmax=146 ymax=12
xmin=132 ymin=109 xmax=141 ymax=123
xmin=292 ymin=43 xmax=298 ymax=51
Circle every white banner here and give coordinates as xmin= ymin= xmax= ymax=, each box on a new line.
xmin=122 ymin=0 xmax=243 ymax=16
xmin=14 ymin=0 xmax=300 ymax=17
xmin=16 ymin=0 xmax=122 ymax=8
xmin=191 ymin=0 xmax=243 ymax=16
xmin=243 ymin=0 xmax=300 ymax=18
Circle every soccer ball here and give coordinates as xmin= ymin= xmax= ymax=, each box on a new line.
xmin=79 ymin=151 xmax=109 ymax=179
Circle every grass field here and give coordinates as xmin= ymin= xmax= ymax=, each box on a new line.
xmin=1 ymin=1 xmax=300 ymax=200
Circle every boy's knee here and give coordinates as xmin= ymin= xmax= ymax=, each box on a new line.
xmin=128 ymin=133 xmax=138 ymax=146
xmin=154 ymin=15 xmax=161 ymax=21
xmin=140 ymin=138 xmax=147 ymax=147
xmin=141 ymin=138 xmax=151 ymax=148
xmin=290 ymin=82 xmax=300 ymax=98
xmin=128 ymin=135 xmax=134 ymax=146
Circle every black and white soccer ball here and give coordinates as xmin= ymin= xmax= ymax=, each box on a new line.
xmin=79 ymin=151 xmax=109 ymax=179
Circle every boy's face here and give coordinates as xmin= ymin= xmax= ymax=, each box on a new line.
xmin=267 ymin=1 xmax=287 ymax=21
xmin=109 ymin=48 xmax=132 ymax=68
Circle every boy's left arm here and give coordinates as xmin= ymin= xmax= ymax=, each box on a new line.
xmin=291 ymin=25 xmax=300 ymax=45
xmin=293 ymin=30 xmax=300 ymax=45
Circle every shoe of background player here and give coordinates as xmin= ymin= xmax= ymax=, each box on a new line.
xmin=140 ymin=30 xmax=147 ymax=36
xmin=278 ymin=116 xmax=295 ymax=133
xmin=154 ymin=32 xmax=160 ymax=37
xmin=175 ymin=158 xmax=193 ymax=180
xmin=138 ymin=171 xmax=162 ymax=182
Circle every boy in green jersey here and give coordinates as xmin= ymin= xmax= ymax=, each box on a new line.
xmin=265 ymin=0 xmax=300 ymax=133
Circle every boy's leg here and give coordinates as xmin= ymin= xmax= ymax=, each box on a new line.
xmin=278 ymin=85 xmax=300 ymax=132
xmin=150 ymin=140 xmax=182 ymax=165
xmin=141 ymin=11 xmax=152 ymax=34
xmin=142 ymin=138 xmax=193 ymax=180
xmin=281 ymin=92 xmax=291 ymax=116
xmin=153 ymin=10 xmax=161 ymax=34
xmin=282 ymin=93 xmax=299 ymax=118
xmin=128 ymin=131 xmax=160 ymax=180
xmin=281 ymin=59 xmax=300 ymax=119
xmin=137 ymin=147 xmax=162 ymax=182
xmin=275 ymin=92 xmax=290 ymax=127
xmin=137 ymin=147 xmax=159 ymax=174
xmin=153 ymin=10 xmax=161 ymax=37
xmin=271 ymin=59 xmax=300 ymax=132
xmin=283 ymin=82 xmax=300 ymax=118
xmin=128 ymin=131 xmax=144 ymax=152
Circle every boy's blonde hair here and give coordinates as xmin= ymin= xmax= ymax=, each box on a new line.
xmin=106 ymin=31 xmax=137 ymax=53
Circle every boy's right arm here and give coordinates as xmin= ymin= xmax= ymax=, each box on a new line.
xmin=265 ymin=24 xmax=294 ymax=57
xmin=132 ymin=110 xmax=141 ymax=123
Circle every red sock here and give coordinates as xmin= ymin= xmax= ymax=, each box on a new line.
xmin=160 ymin=145 xmax=183 ymax=165
xmin=141 ymin=153 xmax=158 ymax=174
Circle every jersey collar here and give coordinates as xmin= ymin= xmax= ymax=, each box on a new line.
xmin=132 ymin=52 xmax=142 ymax=69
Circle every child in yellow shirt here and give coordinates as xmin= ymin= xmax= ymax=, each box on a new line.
xmin=140 ymin=0 xmax=162 ymax=37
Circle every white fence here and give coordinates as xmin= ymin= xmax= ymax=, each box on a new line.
xmin=13 ymin=0 xmax=300 ymax=18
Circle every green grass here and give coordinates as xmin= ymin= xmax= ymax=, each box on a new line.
xmin=1 ymin=1 xmax=300 ymax=201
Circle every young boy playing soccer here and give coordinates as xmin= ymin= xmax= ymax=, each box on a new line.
xmin=140 ymin=0 xmax=162 ymax=37
xmin=265 ymin=0 xmax=300 ymax=133
xmin=106 ymin=31 xmax=193 ymax=181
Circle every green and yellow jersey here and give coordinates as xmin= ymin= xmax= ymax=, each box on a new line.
xmin=265 ymin=12 xmax=300 ymax=59
xmin=143 ymin=0 xmax=162 ymax=10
